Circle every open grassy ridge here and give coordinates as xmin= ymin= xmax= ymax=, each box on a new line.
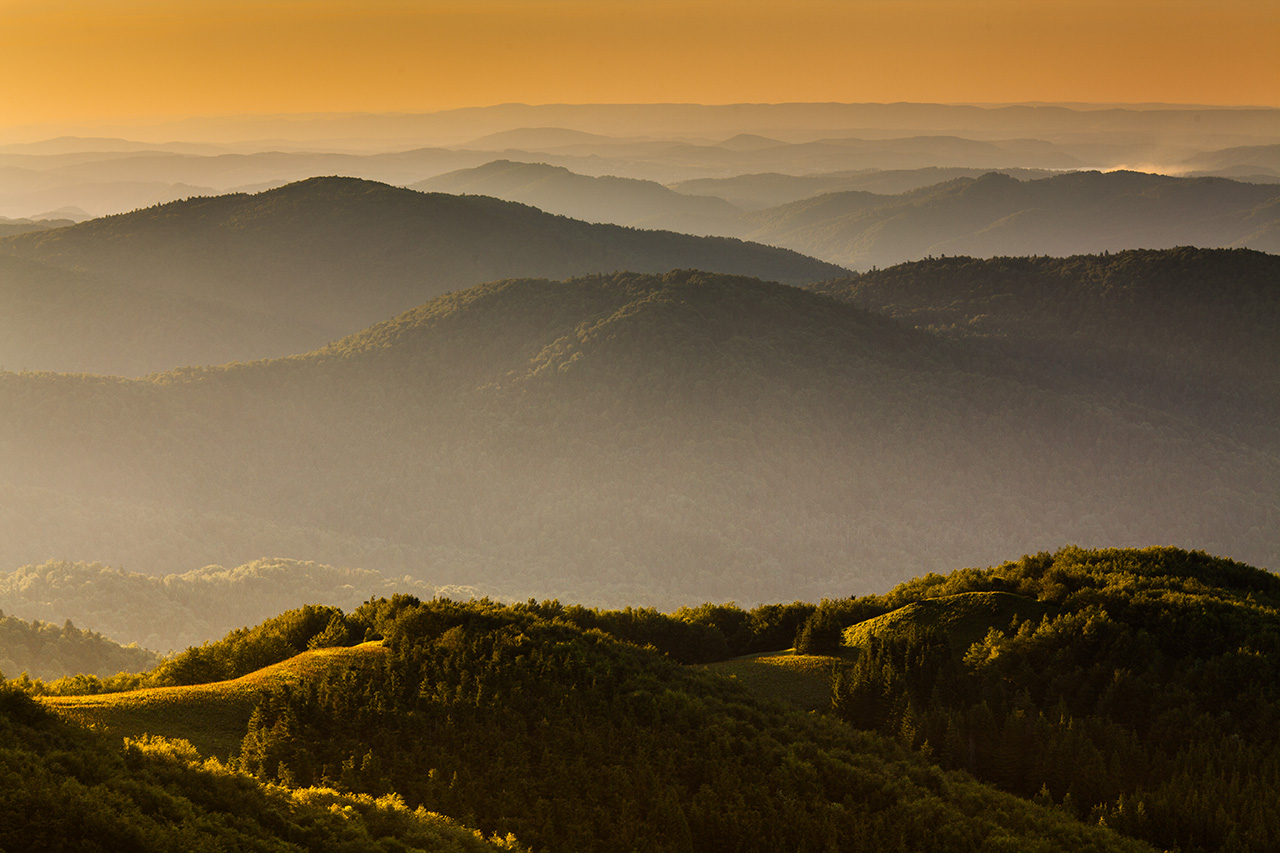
xmin=41 ymin=641 xmax=386 ymax=758
xmin=703 ymin=649 xmax=853 ymax=712
xmin=707 ymin=592 xmax=1049 ymax=713
xmin=844 ymin=590 xmax=1048 ymax=655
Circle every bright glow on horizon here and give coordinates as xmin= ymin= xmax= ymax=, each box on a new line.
xmin=0 ymin=0 xmax=1276 ymax=130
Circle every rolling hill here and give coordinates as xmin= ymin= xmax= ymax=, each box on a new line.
xmin=669 ymin=166 xmax=1059 ymax=210
xmin=704 ymin=547 xmax=1280 ymax=852
xmin=809 ymin=247 xmax=1280 ymax=454
xmin=743 ymin=170 xmax=1280 ymax=269
xmin=2 ymin=268 xmax=1275 ymax=608
xmin=0 ymin=177 xmax=845 ymax=374
xmin=15 ymin=547 xmax=1280 ymax=851
xmin=831 ymin=547 xmax=1280 ymax=853
xmin=0 ymin=682 xmax=522 ymax=851
xmin=33 ymin=594 xmax=1154 ymax=853
xmin=45 ymin=641 xmax=389 ymax=758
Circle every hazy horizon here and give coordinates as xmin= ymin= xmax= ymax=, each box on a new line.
xmin=3 ymin=0 xmax=1276 ymax=131
xmin=3 ymin=99 xmax=1279 ymax=150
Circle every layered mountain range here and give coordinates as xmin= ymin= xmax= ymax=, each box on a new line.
xmin=2 ymin=261 xmax=1274 ymax=608
xmin=0 ymin=177 xmax=843 ymax=375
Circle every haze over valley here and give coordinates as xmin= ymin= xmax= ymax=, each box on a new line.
xmin=2 ymin=0 xmax=1279 ymax=846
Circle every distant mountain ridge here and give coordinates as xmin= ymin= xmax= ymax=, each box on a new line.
xmin=743 ymin=170 xmax=1280 ymax=268
xmin=669 ymin=167 xmax=1059 ymax=209
xmin=412 ymin=159 xmax=740 ymax=234
xmin=0 ymin=177 xmax=845 ymax=374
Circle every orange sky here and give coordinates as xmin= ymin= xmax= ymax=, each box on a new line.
xmin=1 ymin=0 xmax=1277 ymax=128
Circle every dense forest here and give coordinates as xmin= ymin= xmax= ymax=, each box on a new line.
xmin=2 ymin=267 xmax=1276 ymax=608
xmin=0 ymin=684 xmax=523 ymax=851
xmin=0 ymin=610 xmax=157 ymax=682
xmin=18 ymin=547 xmax=1279 ymax=851
xmin=23 ymin=574 xmax=1172 ymax=852
xmin=827 ymin=547 xmax=1280 ymax=853
xmin=810 ymin=247 xmax=1280 ymax=454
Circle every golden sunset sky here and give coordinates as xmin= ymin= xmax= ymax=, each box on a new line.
xmin=2 ymin=0 xmax=1277 ymax=127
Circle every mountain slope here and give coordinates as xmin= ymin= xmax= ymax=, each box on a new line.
xmin=829 ymin=547 xmax=1280 ymax=853
xmin=810 ymin=247 xmax=1280 ymax=454
xmin=2 ymin=270 xmax=1275 ymax=606
xmin=745 ymin=170 xmax=1280 ymax=268
xmin=0 ymin=177 xmax=845 ymax=373
xmin=0 ymin=610 xmax=159 ymax=682
xmin=0 ymin=253 xmax=332 ymax=376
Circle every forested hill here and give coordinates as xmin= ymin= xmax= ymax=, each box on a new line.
xmin=0 ymin=609 xmax=158 ymax=682
xmin=743 ymin=170 xmax=1280 ymax=269
xmin=824 ymin=546 xmax=1280 ymax=853
xmin=0 ymin=177 xmax=846 ymax=375
xmin=2 ymin=270 xmax=1276 ymax=607
xmin=0 ymin=684 xmax=523 ymax=851
xmin=810 ymin=247 xmax=1280 ymax=453
xmin=27 ymin=593 xmax=1154 ymax=852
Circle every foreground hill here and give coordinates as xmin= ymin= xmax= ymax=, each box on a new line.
xmin=810 ymin=247 xmax=1280 ymax=454
xmin=0 ymin=685 xmax=522 ymax=851
xmin=744 ymin=170 xmax=1280 ymax=269
xmin=834 ymin=547 xmax=1280 ymax=853
xmin=2 ymin=269 xmax=1275 ymax=606
xmin=0 ymin=177 xmax=844 ymax=374
xmin=34 ymin=596 xmax=1152 ymax=853
xmin=701 ymin=547 xmax=1280 ymax=852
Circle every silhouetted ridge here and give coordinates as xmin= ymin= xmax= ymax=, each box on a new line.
xmin=0 ymin=177 xmax=845 ymax=374
xmin=313 ymin=270 xmax=939 ymax=387
xmin=744 ymin=170 xmax=1280 ymax=267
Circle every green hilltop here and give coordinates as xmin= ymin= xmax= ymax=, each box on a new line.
xmin=702 ymin=547 xmax=1280 ymax=852
xmin=7 ymin=546 xmax=1278 ymax=851
xmin=24 ymin=562 xmax=1181 ymax=853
